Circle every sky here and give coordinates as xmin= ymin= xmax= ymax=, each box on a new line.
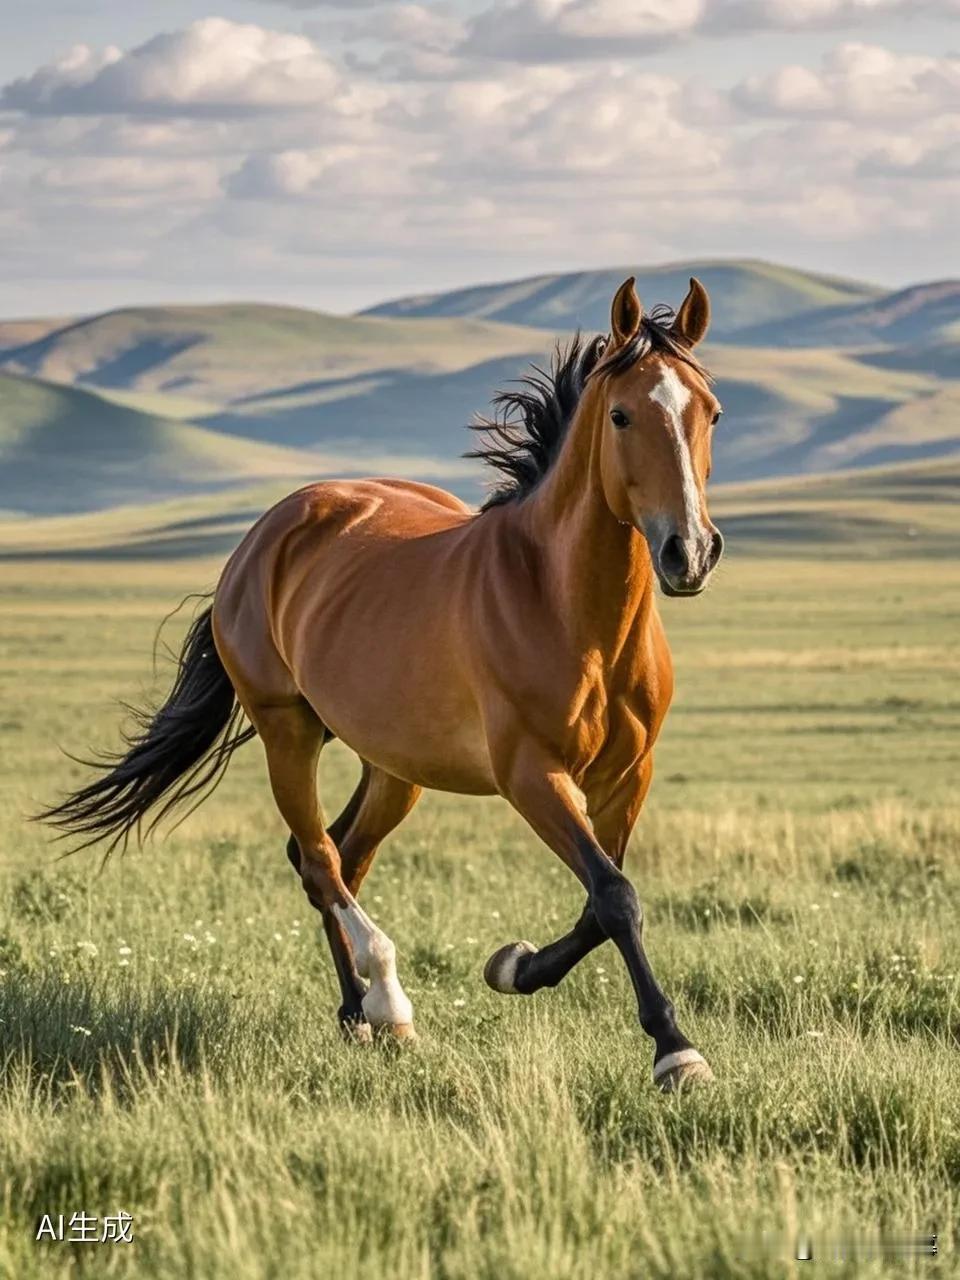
xmin=0 ymin=0 xmax=958 ymax=317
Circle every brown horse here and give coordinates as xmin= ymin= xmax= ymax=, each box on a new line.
xmin=45 ymin=276 xmax=724 ymax=1091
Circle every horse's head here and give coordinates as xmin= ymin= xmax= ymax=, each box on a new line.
xmin=595 ymin=276 xmax=723 ymax=597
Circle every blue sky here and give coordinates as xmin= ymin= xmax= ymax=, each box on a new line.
xmin=1 ymin=1 xmax=958 ymax=315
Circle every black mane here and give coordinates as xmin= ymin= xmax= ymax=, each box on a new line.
xmin=467 ymin=305 xmax=707 ymax=511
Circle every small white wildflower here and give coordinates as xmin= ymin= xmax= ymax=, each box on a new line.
xmin=273 ymin=932 xmax=283 ymax=942
xmin=806 ymin=1029 xmax=824 ymax=1038
xmin=245 ymin=916 xmax=255 ymax=925
xmin=453 ymin=998 xmax=466 ymax=1008
xmin=810 ymin=903 xmax=820 ymax=911
xmin=118 ymin=945 xmax=132 ymax=956
xmin=70 ymin=1024 xmax=92 ymax=1037
xmin=491 ymin=910 xmax=501 ymax=920
xmin=465 ymin=936 xmax=478 ymax=945
xmin=118 ymin=958 xmax=130 ymax=967
xmin=793 ymin=975 xmax=805 ymax=984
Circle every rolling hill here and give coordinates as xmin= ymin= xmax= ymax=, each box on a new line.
xmin=1 ymin=457 xmax=954 ymax=563
xmin=0 ymin=305 xmax=553 ymax=402
xmin=0 ymin=257 xmax=957 ymax=530
xmin=734 ymin=280 xmax=960 ymax=349
xmin=198 ymin=341 xmax=959 ymax=484
xmin=363 ymin=259 xmax=882 ymax=339
xmin=0 ymin=315 xmax=74 ymax=355
xmin=0 ymin=372 xmax=325 ymax=516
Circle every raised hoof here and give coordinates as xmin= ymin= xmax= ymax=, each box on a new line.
xmin=653 ymin=1048 xmax=715 ymax=1093
xmin=483 ymin=940 xmax=537 ymax=994
xmin=339 ymin=1019 xmax=374 ymax=1046
xmin=372 ymin=1021 xmax=418 ymax=1047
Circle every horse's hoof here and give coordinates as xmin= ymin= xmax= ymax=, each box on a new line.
xmin=340 ymin=1018 xmax=374 ymax=1045
xmin=373 ymin=1021 xmax=418 ymax=1046
xmin=653 ymin=1048 xmax=714 ymax=1093
xmin=483 ymin=940 xmax=537 ymax=994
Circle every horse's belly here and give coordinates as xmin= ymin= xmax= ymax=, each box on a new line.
xmin=301 ymin=651 xmax=499 ymax=795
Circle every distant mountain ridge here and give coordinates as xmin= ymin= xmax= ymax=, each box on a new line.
xmin=734 ymin=280 xmax=960 ymax=350
xmin=362 ymin=258 xmax=883 ymax=340
xmin=0 ymin=304 xmax=550 ymax=402
xmin=0 ymin=257 xmax=957 ymax=521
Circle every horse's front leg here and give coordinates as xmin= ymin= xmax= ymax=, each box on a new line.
xmin=492 ymin=746 xmax=712 ymax=1091
xmin=484 ymin=761 xmax=651 ymax=996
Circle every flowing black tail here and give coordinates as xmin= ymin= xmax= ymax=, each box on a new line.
xmin=41 ymin=601 xmax=255 ymax=855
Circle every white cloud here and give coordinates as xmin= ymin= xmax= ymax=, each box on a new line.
xmin=460 ymin=0 xmax=960 ymax=61
xmin=706 ymin=0 xmax=960 ymax=31
xmin=1 ymin=14 xmax=958 ymax=312
xmin=224 ymin=143 xmax=419 ymax=199
xmin=37 ymin=155 xmax=219 ymax=201
xmin=462 ymin=0 xmax=702 ymax=61
xmin=1 ymin=18 xmax=343 ymax=116
xmin=734 ymin=43 xmax=960 ymax=119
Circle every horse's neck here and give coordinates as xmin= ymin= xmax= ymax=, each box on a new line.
xmin=518 ymin=395 xmax=656 ymax=655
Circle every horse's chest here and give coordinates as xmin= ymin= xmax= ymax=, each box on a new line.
xmin=564 ymin=663 xmax=662 ymax=777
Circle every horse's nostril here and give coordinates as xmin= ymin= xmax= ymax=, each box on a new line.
xmin=660 ymin=534 xmax=688 ymax=580
xmin=708 ymin=530 xmax=724 ymax=570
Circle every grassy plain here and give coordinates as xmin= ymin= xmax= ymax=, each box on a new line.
xmin=0 ymin=543 xmax=958 ymax=1278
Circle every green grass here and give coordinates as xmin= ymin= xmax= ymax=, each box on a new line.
xmin=1 ymin=549 xmax=959 ymax=1277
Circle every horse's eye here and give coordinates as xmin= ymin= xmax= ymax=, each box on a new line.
xmin=712 ymin=409 xmax=723 ymax=426
xmin=610 ymin=408 xmax=629 ymax=430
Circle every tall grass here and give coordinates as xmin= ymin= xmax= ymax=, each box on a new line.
xmin=0 ymin=556 xmax=958 ymax=1276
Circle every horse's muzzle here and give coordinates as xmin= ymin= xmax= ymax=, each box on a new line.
xmin=655 ymin=527 xmax=723 ymax=597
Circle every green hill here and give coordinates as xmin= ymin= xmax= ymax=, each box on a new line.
xmin=363 ymin=259 xmax=881 ymax=339
xmin=710 ymin=456 xmax=960 ymax=558
xmin=0 ymin=315 xmax=73 ymax=354
xmin=0 ymin=263 xmax=957 ymax=520
xmin=0 ymin=372 xmax=327 ymax=516
xmin=736 ymin=281 xmax=960 ymax=349
xmin=199 ymin=341 xmax=958 ymax=485
xmin=1 ymin=305 xmax=554 ymax=403
xmin=1 ymin=457 xmax=955 ymax=562
xmin=703 ymin=345 xmax=957 ymax=481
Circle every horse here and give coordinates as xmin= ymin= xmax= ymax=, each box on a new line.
xmin=43 ymin=276 xmax=725 ymax=1092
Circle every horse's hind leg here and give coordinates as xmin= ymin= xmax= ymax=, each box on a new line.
xmin=252 ymin=700 xmax=416 ymax=1039
xmin=288 ymin=761 xmax=421 ymax=1036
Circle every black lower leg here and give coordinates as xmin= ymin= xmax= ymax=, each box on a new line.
xmin=287 ymin=834 xmax=366 ymax=1026
xmin=322 ymin=912 xmax=367 ymax=1026
xmin=587 ymin=858 xmax=690 ymax=1062
xmin=514 ymin=901 xmax=605 ymax=993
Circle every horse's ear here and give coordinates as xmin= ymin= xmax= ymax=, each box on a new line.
xmin=672 ymin=277 xmax=710 ymax=347
xmin=610 ymin=276 xmax=642 ymax=346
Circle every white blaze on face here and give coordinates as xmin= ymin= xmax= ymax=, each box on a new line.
xmin=332 ymin=897 xmax=413 ymax=1028
xmin=648 ymin=364 xmax=704 ymax=541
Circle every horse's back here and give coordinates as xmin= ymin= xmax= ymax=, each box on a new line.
xmin=289 ymin=477 xmax=472 ymax=539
